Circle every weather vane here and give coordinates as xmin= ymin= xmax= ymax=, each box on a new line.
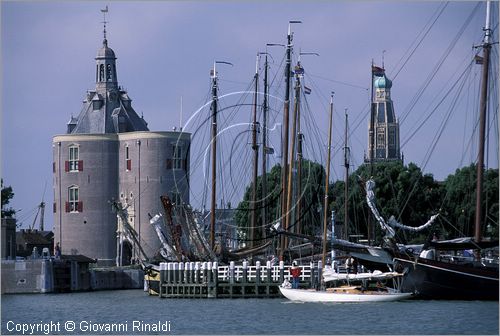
xmin=101 ymin=5 xmax=109 ymax=40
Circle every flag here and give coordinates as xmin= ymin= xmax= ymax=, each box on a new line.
xmin=372 ymin=65 xmax=385 ymax=77
xmin=304 ymin=86 xmax=311 ymax=95
xmin=101 ymin=5 xmax=108 ymax=13
xmin=294 ymin=64 xmax=304 ymax=75
xmin=474 ymin=55 xmax=484 ymax=64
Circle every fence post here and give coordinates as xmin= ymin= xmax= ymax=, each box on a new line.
xmin=194 ymin=262 xmax=200 ymax=283
xmin=189 ymin=262 xmax=195 ymax=283
xmin=266 ymin=260 xmax=272 ymax=283
xmin=255 ymin=261 xmax=261 ymax=284
xmin=229 ymin=261 xmax=235 ymax=284
xmin=179 ymin=262 xmax=185 ymax=284
xmin=242 ymin=260 xmax=248 ymax=283
xmin=167 ymin=262 xmax=173 ymax=284
xmin=279 ymin=260 xmax=285 ymax=284
xmin=213 ymin=261 xmax=218 ymax=286
xmin=202 ymin=262 xmax=207 ymax=284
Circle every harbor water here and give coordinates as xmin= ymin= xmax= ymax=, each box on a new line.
xmin=2 ymin=289 xmax=498 ymax=335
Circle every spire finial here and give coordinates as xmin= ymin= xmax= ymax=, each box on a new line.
xmin=382 ymin=50 xmax=386 ymax=69
xmin=101 ymin=5 xmax=109 ymax=43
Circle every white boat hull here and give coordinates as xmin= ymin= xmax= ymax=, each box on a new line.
xmin=279 ymin=286 xmax=413 ymax=303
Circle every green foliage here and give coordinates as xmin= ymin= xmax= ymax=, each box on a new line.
xmin=234 ymin=159 xmax=498 ymax=246
xmin=441 ymin=165 xmax=499 ymax=238
xmin=1 ymin=179 xmax=16 ymax=218
xmin=330 ymin=162 xmax=498 ymax=244
xmin=234 ymin=159 xmax=326 ymax=241
xmin=330 ymin=161 xmax=443 ymax=244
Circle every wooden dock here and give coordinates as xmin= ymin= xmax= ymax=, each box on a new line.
xmin=155 ymin=261 xmax=322 ymax=298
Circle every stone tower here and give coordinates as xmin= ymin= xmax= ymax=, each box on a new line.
xmin=366 ymin=70 xmax=401 ymax=162
xmin=53 ymin=26 xmax=190 ymax=266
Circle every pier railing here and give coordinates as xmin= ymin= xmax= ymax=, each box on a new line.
xmin=155 ymin=260 xmax=322 ymax=298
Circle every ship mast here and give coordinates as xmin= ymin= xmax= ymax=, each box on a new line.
xmin=474 ymin=0 xmax=492 ymax=248
xmin=261 ymin=51 xmax=270 ymax=236
xmin=284 ymin=60 xmax=302 ymax=250
xmin=343 ymin=110 xmax=350 ymax=240
xmin=322 ymin=93 xmax=334 ymax=267
xmin=368 ymin=60 xmax=375 ymax=246
xmin=250 ymin=54 xmax=260 ymax=249
xmin=209 ymin=61 xmax=232 ymax=251
xmin=279 ymin=20 xmax=301 ymax=259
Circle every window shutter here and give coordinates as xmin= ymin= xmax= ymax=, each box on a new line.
xmin=126 ymin=159 xmax=132 ymax=171
xmin=53 ymin=162 xmax=56 ymax=173
xmin=183 ymin=159 xmax=188 ymax=170
xmin=65 ymin=202 xmax=70 ymax=213
xmin=78 ymin=160 xmax=83 ymax=171
xmin=166 ymin=159 xmax=172 ymax=170
xmin=78 ymin=201 xmax=83 ymax=212
xmin=53 ymin=203 xmax=57 ymax=213
xmin=65 ymin=161 xmax=69 ymax=172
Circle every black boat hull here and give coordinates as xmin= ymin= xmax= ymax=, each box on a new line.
xmin=394 ymin=257 xmax=499 ymax=300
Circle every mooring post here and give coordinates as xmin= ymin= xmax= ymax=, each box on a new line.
xmin=173 ymin=262 xmax=179 ymax=284
xmin=179 ymin=262 xmax=185 ymax=284
xmin=266 ymin=260 xmax=272 ymax=283
xmin=202 ymin=262 xmax=207 ymax=283
xmin=255 ymin=261 xmax=261 ymax=284
xmin=189 ymin=262 xmax=195 ymax=283
xmin=279 ymin=260 xmax=284 ymax=284
xmin=229 ymin=261 xmax=235 ymax=284
xmin=195 ymin=262 xmax=201 ymax=283
xmin=213 ymin=261 xmax=219 ymax=287
xmin=185 ymin=262 xmax=191 ymax=284
xmin=242 ymin=260 xmax=248 ymax=283
xmin=207 ymin=261 xmax=212 ymax=284
xmin=167 ymin=262 xmax=173 ymax=284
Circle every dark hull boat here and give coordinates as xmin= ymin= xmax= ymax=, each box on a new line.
xmin=394 ymin=256 xmax=498 ymax=300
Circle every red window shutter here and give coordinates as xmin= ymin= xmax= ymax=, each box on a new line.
xmin=126 ymin=159 xmax=132 ymax=171
xmin=77 ymin=201 xmax=83 ymax=212
xmin=53 ymin=162 xmax=56 ymax=173
xmin=65 ymin=202 xmax=70 ymax=213
xmin=78 ymin=160 xmax=83 ymax=171
xmin=53 ymin=202 xmax=57 ymax=213
xmin=166 ymin=159 xmax=172 ymax=170
xmin=65 ymin=161 xmax=69 ymax=172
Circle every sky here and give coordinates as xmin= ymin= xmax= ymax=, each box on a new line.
xmin=1 ymin=1 xmax=498 ymax=231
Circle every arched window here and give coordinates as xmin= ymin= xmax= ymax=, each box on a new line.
xmin=99 ymin=64 xmax=105 ymax=82
xmin=107 ymin=64 xmax=112 ymax=81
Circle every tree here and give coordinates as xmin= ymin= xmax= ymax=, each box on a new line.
xmin=1 ymin=179 xmax=16 ymax=218
xmin=234 ymin=159 xmax=326 ymax=243
xmin=330 ymin=161 xmax=443 ymax=244
xmin=441 ymin=165 xmax=498 ymax=239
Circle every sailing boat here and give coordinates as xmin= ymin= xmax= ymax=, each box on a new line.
xmin=392 ymin=1 xmax=499 ymax=300
xmin=279 ymin=93 xmax=413 ymax=303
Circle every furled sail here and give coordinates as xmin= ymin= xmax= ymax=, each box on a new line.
xmin=388 ymin=214 xmax=438 ymax=232
xmin=365 ymin=179 xmax=395 ymax=239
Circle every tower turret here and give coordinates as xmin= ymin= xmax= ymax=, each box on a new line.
xmin=95 ymin=38 xmax=118 ymax=92
xmin=66 ymin=8 xmax=148 ymax=134
xmin=366 ymin=67 xmax=401 ymax=162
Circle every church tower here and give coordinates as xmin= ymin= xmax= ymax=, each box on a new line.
xmin=366 ymin=68 xmax=401 ymax=162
